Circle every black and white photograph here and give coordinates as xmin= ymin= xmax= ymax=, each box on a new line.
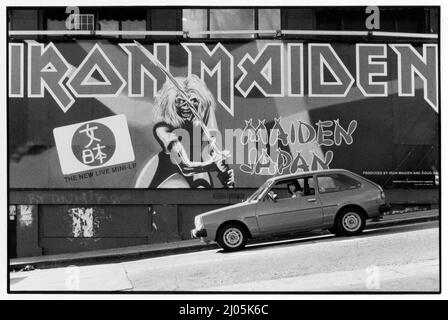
xmin=3 ymin=0 xmax=445 ymax=299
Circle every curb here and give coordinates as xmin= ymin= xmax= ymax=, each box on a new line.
xmin=367 ymin=213 xmax=439 ymax=230
xmin=10 ymin=242 xmax=219 ymax=271
xmin=10 ymin=211 xmax=439 ymax=271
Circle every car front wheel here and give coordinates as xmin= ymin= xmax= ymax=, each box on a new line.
xmin=217 ymin=224 xmax=248 ymax=252
xmin=334 ymin=208 xmax=366 ymax=236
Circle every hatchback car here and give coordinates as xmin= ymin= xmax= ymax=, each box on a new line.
xmin=191 ymin=169 xmax=390 ymax=251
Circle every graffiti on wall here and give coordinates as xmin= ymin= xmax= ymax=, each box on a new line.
xmin=17 ymin=205 xmax=34 ymax=227
xmin=68 ymin=207 xmax=98 ymax=237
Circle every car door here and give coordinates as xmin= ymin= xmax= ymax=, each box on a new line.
xmin=315 ymin=173 xmax=364 ymax=225
xmin=255 ymin=176 xmax=323 ymax=235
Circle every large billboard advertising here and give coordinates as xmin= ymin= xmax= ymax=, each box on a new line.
xmin=8 ymin=39 xmax=439 ymax=188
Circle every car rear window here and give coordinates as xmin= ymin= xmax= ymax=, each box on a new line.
xmin=317 ymin=173 xmax=362 ymax=194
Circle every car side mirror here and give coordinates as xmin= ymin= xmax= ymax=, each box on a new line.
xmin=267 ymin=191 xmax=278 ymax=202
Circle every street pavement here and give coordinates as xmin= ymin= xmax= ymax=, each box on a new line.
xmin=10 ymin=220 xmax=439 ymax=292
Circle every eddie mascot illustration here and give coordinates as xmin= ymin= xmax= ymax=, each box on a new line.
xmin=134 ymin=42 xmax=234 ymax=188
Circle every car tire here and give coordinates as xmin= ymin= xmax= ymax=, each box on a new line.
xmin=217 ymin=223 xmax=248 ymax=252
xmin=335 ymin=208 xmax=366 ymax=236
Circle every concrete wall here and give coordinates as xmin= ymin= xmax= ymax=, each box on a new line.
xmin=9 ymin=188 xmax=439 ymax=258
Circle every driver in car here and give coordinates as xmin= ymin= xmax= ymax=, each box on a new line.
xmin=288 ymin=181 xmax=304 ymax=198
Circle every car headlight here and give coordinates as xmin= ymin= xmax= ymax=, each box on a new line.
xmin=194 ymin=216 xmax=204 ymax=230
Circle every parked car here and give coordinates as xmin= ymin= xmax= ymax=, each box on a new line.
xmin=191 ymin=169 xmax=390 ymax=251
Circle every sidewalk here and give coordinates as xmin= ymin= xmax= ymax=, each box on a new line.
xmin=9 ymin=209 xmax=439 ymax=271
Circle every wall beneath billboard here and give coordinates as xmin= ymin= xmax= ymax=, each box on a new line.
xmin=8 ymin=39 xmax=439 ymax=189
xmin=9 ymin=202 xmax=229 ymax=257
xmin=8 ymin=188 xmax=438 ymax=257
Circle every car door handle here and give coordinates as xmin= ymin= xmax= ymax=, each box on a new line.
xmin=307 ymin=198 xmax=317 ymax=202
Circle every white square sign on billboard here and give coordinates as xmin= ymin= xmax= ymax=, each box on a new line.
xmin=53 ymin=114 xmax=135 ymax=175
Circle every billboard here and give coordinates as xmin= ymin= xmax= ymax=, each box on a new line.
xmin=8 ymin=39 xmax=439 ymax=188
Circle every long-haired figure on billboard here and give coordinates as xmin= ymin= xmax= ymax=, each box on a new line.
xmin=135 ymin=74 xmax=234 ymax=188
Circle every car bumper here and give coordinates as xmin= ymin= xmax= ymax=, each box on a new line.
xmin=379 ymin=203 xmax=391 ymax=214
xmin=191 ymin=228 xmax=207 ymax=238
xmin=369 ymin=203 xmax=390 ymax=222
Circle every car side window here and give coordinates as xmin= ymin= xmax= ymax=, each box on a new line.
xmin=317 ymin=173 xmax=361 ymax=194
xmin=268 ymin=177 xmax=315 ymax=201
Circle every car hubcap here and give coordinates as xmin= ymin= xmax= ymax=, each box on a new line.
xmin=342 ymin=212 xmax=361 ymax=231
xmin=223 ymin=228 xmax=243 ymax=248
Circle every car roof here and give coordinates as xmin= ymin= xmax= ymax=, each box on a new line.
xmin=269 ymin=169 xmax=351 ymax=182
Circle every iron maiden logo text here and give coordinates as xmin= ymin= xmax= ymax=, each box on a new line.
xmin=8 ymin=42 xmax=438 ymax=113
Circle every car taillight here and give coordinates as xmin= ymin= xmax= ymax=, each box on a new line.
xmin=194 ymin=216 xmax=204 ymax=229
xmin=376 ymin=185 xmax=385 ymax=200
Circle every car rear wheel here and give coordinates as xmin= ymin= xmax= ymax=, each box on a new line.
xmin=217 ymin=224 xmax=248 ymax=252
xmin=334 ymin=208 xmax=366 ymax=236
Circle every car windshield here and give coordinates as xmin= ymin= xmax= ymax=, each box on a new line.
xmin=248 ymin=179 xmax=274 ymax=201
